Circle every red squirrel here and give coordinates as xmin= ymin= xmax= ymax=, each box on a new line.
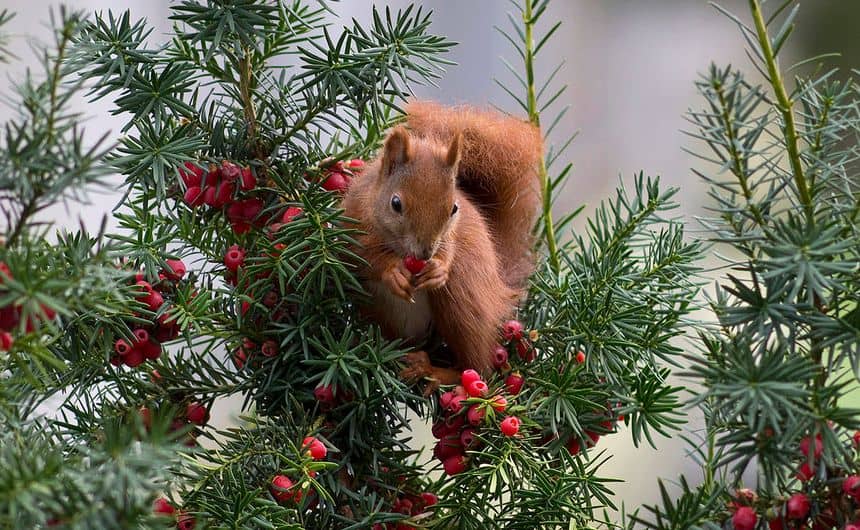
xmin=342 ymin=101 xmax=542 ymax=387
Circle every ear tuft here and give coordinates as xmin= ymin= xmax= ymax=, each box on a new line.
xmin=382 ymin=126 xmax=412 ymax=177
xmin=446 ymin=132 xmax=463 ymax=169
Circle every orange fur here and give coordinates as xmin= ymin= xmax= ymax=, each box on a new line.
xmin=341 ymin=102 xmax=542 ymax=379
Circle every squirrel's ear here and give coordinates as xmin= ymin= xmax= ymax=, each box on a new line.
xmin=446 ymin=132 xmax=463 ymax=170
xmin=382 ymin=126 xmax=412 ymax=177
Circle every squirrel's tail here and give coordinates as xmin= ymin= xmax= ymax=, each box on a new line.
xmin=406 ymin=101 xmax=543 ymax=291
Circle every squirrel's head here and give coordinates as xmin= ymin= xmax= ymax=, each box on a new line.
xmin=373 ymin=126 xmax=462 ymax=261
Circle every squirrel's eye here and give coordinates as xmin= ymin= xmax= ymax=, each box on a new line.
xmin=391 ymin=195 xmax=402 ymax=213
xmin=451 ymin=203 xmax=459 ymax=216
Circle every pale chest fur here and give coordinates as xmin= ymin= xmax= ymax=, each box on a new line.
xmin=367 ymin=280 xmax=433 ymax=342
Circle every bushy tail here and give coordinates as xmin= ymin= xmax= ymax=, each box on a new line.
xmin=406 ymin=101 xmax=543 ymax=290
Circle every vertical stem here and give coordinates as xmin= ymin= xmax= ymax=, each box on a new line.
xmin=748 ymin=0 xmax=813 ymax=220
xmin=523 ymin=0 xmax=560 ymax=273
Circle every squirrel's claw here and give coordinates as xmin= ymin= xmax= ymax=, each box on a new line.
xmin=383 ymin=262 xmax=414 ymax=302
xmin=414 ymin=258 xmax=449 ymax=291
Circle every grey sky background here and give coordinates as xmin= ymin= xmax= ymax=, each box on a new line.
xmin=1 ymin=0 xmax=856 ymax=517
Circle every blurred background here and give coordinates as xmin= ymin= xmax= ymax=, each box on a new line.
xmin=0 ymin=0 xmax=857 ymax=520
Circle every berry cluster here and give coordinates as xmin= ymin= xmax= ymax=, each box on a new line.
xmin=269 ymin=436 xmax=329 ymax=506
xmin=370 ymin=491 xmax=438 ymax=530
xmin=0 ymin=262 xmax=56 ymax=351
xmin=180 ymin=161 xmax=258 ymax=229
xmin=110 ymin=261 xmax=185 ymax=368
xmin=432 ymin=368 xmax=520 ymax=476
xmin=307 ymin=158 xmax=365 ymax=193
xmin=726 ymin=431 xmax=860 ymax=530
xmin=153 ymin=497 xmax=195 ymax=530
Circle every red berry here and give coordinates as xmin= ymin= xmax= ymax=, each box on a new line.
xmin=0 ymin=261 xmax=12 ymax=282
xmin=460 ymin=369 xmax=481 ymax=388
xmin=183 ymin=186 xmax=205 ymax=207
xmin=261 ymin=340 xmax=278 ymax=357
xmin=139 ymin=339 xmax=162 ymax=360
xmin=799 ymin=434 xmax=823 ymax=459
xmin=585 ymin=430 xmax=600 ymax=446
xmin=796 ymin=461 xmax=814 ymax=482
xmin=164 ymin=259 xmax=186 ymax=280
xmin=433 ymin=436 xmax=463 ymax=460
xmin=466 ymin=380 xmax=488 ymax=397
xmin=516 ymin=340 xmax=535 ymax=362
xmin=179 ymin=162 xmax=204 ymax=187
xmin=186 ymin=402 xmax=208 ymax=425
xmin=233 ymin=348 xmax=247 ymax=369
xmin=420 ymin=492 xmax=438 ymax=507
xmin=282 ymin=206 xmax=303 ymax=223
xmin=843 ymin=475 xmax=860 ymax=500
xmin=224 ymin=245 xmax=246 ymax=272
xmin=132 ymin=328 xmax=150 ymax=345
xmin=403 ymin=255 xmax=426 ymax=275
xmin=442 ymin=454 xmax=467 ymax=476
xmin=314 ymin=385 xmax=335 ymax=405
xmin=271 ymin=475 xmax=296 ymax=503
xmin=853 ymin=431 xmax=860 ymax=448
xmin=460 ymin=427 xmax=478 ymax=449
xmin=500 ymin=416 xmax=520 ymax=437
xmin=177 ymin=512 xmax=196 ymax=530
xmin=302 ymin=436 xmax=327 ymax=460
xmin=501 ymin=320 xmax=524 ymax=341
xmin=153 ymin=497 xmax=175 ymax=516
xmin=145 ymin=290 xmax=164 ymax=311
xmin=567 ymin=437 xmax=581 ymax=455
xmin=466 ymin=404 xmax=485 ymax=426
xmin=439 ymin=391 xmax=454 ymax=410
xmin=575 ymin=351 xmax=586 ymax=364
xmin=732 ymin=506 xmax=757 ymax=530
xmin=114 ymin=338 xmax=132 ymax=356
xmin=448 ymin=395 xmax=465 ymax=414
xmin=505 ymin=373 xmax=524 ymax=395
xmin=123 ymin=349 xmax=144 ymax=368
xmin=0 ymin=331 xmax=12 ymax=351
xmin=321 ymin=171 xmax=350 ymax=192
xmin=491 ymin=345 xmax=509 ymax=369
xmin=491 ymin=396 xmax=508 ymax=412
xmin=240 ymin=166 xmax=256 ymax=190
xmin=786 ymin=493 xmax=810 ymax=520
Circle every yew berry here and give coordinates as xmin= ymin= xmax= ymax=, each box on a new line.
xmin=302 ymin=436 xmax=327 ymax=460
xmin=448 ymin=395 xmax=465 ymax=414
xmin=346 ymin=159 xmax=365 ymax=171
xmin=767 ymin=518 xmax=784 ymax=530
xmin=799 ymin=434 xmax=823 ymax=459
xmin=500 ymin=416 xmax=520 ymax=437
xmin=853 ymin=430 xmax=860 ymax=448
xmin=177 ymin=512 xmax=196 ymax=530
xmin=585 ymin=430 xmax=600 ymax=447
xmin=491 ymin=395 xmax=508 ymax=412
xmin=271 ymin=475 xmax=296 ymax=503
xmin=240 ymin=166 xmax=256 ymax=191
xmin=153 ymin=497 xmax=175 ymax=516
xmin=796 ymin=461 xmax=814 ymax=482
xmin=567 ymin=437 xmax=581 ymax=455
xmin=786 ymin=493 xmax=809 ymax=520
xmin=0 ymin=331 xmax=12 ymax=351
xmin=282 ymin=206 xmax=303 ymax=223
xmin=516 ymin=340 xmax=536 ymax=362
xmin=467 ymin=404 xmax=485 ymax=426
xmin=164 ymin=259 xmax=187 ymax=280
xmin=233 ymin=348 xmax=247 ymax=370
xmin=843 ymin=475 xmax=860 ymax=500
xmin=431 ymin=420 xmax=451 ymax=440
xmin=0 ymin=261 xmax=11 ymax=281
xmin=433 ymin=436 xmax=462 ymax=460
xmin=492 ymin=345 xmax=509 ymax=369
xmin=575 ymin=351 xmax=586 ymax=364
xmin=186 ymin=402 xmax=208 ymax=425
xmin=403 ymin=255 xmax=426 ymax=275
xmin=460 ymin=369 xmax=481 ymax=388
xmin=460 ymin=427 xmax=478 ymax=449
xmin=321 ymin=170 xmax=350 ymax=192
xmin=114 ymin=338 xmax=131 ymax=356
xmin=183 ymin=186 xmax=205 ymax=207
xmin=466 ymin=380 xmax=488 ymax=397
xmin=452 ymin=385 xmax=468 ymax=398
xmin=502 ymin=320 xmax=524 ymax=341
xmin=179 ymin=162 xmax=204 ymax=187
xmin=505 ymin=373 xmax=524 ymax=395
xmin=133 ymin=328 xmax=150 ymax=345
xmin=224 ymin=245 xmax=246 ymax=272
xmin=314 ymin=384 xmax=335 ymax=405
xmin=442 ymin=454 xmax=467 ymax=476
xmin=261 ymin=340 xmax=278 ymax=357
xmin=220 ymin=161 xmax=241 ymax=181
xmin=124 ymin=349 xmax=145 ymax=368
xmin=420 ymin=492 xmax=438 ymax=507
xmin=139 ymin=339 xmax=162 ymax=360
xmin=732 ymin=506 xmax=757 ymax=530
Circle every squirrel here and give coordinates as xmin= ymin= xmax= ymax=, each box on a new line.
xmin=341 ymin=101 xmax=542 ymax=387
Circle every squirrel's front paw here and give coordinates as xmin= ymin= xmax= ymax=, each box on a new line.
xmin=399 ymin=350 xmax=433 ymax=382
xmin=414 ymin=258 xmax=449 ymax=291
xmin=383 ymin=261 xmax=414 ymax=302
